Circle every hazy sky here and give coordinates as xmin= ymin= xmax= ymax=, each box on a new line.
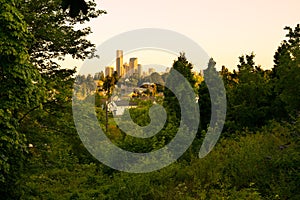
xmin=65 ymin=0 xmax=300 ymax=73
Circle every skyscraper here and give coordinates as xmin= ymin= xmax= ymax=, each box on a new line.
xmin=129 ymin=57 xmax=138 ymax=75
xmin=123 ymin=62 xmax=129 ymax=77
xmin=116 ymin=50 xmax=123 ymax=76
xmin=105 ymin=66 xmax=114 ymax=77
xmin=138 ymin=64 xmax=142 ymax=78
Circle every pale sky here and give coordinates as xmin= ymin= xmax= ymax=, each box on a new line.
xmin=63 ymin=0 xmax=300 ymax=74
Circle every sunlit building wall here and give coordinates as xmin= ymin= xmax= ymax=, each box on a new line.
xmin=129 ymin=57 xmax=138 ymax=75
xmin=116 ymin=50 xmax=123 ymax=76
xmin=105 ymin=66 xmax=114 ymax=77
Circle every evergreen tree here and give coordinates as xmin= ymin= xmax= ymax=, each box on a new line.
xmin=225 ymin=54 xmax=272 ymax=131
xmin=273 ymin=24 xmax=300 ymax=118
xmin=163 ymin=52 xmax=197 ymax=120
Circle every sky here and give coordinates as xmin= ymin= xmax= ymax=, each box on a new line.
xmin=62 ymin=0 xmax=300 ymax=74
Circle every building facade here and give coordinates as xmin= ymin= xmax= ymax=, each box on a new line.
xmin=137 ymin=64 xmax=142 ymax=77
xmin=129 ymin=57 xmax=138 ymax=76
xmin=116 ymin=50 xmax=123 ymax=76
xmin=105 ymin=66 xmax=114 ymax=77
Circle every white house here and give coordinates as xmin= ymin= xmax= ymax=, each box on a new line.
xmin=108 ymin=100 xmax=137 ymax=116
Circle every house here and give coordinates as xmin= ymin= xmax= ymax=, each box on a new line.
xmin=108 ymin=100 xmax=137 ymax=116
xmin=139 ymin=82 xmax=156 ymax=96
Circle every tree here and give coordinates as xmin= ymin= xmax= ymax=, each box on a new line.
xmin=198 ymin=78 xmax=211 ymax=132
xmin=19 ymin=0 xmax=106 ymax=66
xmin=0 ymin=0 xmax=45 ymax=197
xmin=1 ymin=0 xmax=105 ymax=198
xmin=273 ymin=24 xmax=300 ymax=118
xmin=225 ymin=54 xmax=273 ymax=131
xmin=103 ymin=75 xmax=117 ymax=96
xmin=15 ymin=0 xmax=106 ymax=117
xmin=94 ymin=71 xmax=105 ymax=81
xmin=198 ymin=58 xmax=227 ymax=139
xmin=62 ymin=0 xmax=88 ymax=18
xmin=15 ymin=0 xmax=105 ymax=128
xmin=163 ymin=52 xmax=197 ymax=120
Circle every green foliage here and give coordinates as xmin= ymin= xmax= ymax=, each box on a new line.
xmin=163 ymin=52 xmax=197 ymax=128
xmin=110 ymin=99 xmax=178 ymax=153
xmin=0 ymin=0 xmax=45 ymax=197
xmin=225 ymin=53 xmax=273 ymax=130
xmin=19 ymin=118 xmax=300 ymax=199
xmin=20 ymin=0 xmax=106 ymax=62
xmin=198 ymin=79 xmax=211 ymax=132
xmin=103 ymin=75 xmax=117 ymax=96
xmin=198 ymin=58 xmax=226 ymax=136
xmin=0 ymin=0 xmax=104 ymax=198
xmin=273 ymin=24 xmax=300 ymax=118
xmin=61 ymin=0 xmax=89 ymax=18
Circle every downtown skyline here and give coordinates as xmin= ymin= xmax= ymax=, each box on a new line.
xmin=105 ymin=50 xmax=160 ymax=78
xmin=60 ymin=0 xmax=300 ymax=75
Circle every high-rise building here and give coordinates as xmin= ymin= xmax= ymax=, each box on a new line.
xmin=129 ymin=57 xmax=138 ymax=75
xmin=123 ymin=62 xmax=130 ymax=77
xmin=138 ymin=64 xmax=142 ymax=77
xmin=116 ymin=50 xmax=123 ymax=76
xmin=105 ymin=66 xmax=114 ymax=77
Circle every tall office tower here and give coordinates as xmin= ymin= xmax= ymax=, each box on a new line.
xmin=123 ymin=62 xmax=130 ymax=77
xmin=105 ymin=66 xmax=114 ymax=77
xmin=129 ymin=57 xmax=138 ymax=75
xmin=137 ymin=64 xmax=142 ymax=77
xmin=116 ymin=50 xmax=123 ymax=76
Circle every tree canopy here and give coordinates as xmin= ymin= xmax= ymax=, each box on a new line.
xmin=0 ymin=0 xmax=105 ymax=198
